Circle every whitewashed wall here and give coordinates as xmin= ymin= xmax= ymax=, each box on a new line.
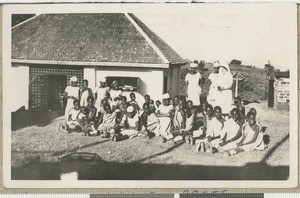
xmin=9 ymin=64 xmax=29 ymax=111
xmin=83 ymin=67 xmax=96 ymax=91
xmin=95 ymin=67 xmax=164 ymax=101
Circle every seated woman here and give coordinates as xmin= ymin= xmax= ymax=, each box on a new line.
xmin=217 ymin=108 xmax=244 ymax=154
xmin=66 ymin=99 xmax=81 ymax=133
xmin=231 ymin=111 xmax=266 ymax=155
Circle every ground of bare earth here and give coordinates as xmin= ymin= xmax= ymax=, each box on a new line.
xmin=10 ymin=101 xmax=289 ymax=180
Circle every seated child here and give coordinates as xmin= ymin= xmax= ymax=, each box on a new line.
xmin=144 ymin=94 xmax=151 ymax=104
xmin=230 ymin=111 xmax=266 ymax=155
xmin=97 ymin=98 xmax=108 ymax=120
xmin=140 ymin=103 xmax=160 ymax=139
xmin=111 ymin=97 xmax=121 ymax=111
xmin=181 ymin=107 xmax=195 ymax=144
xmin=95 ymin=104 xmax=120 ymax=137
xmin=155 ymin=100 xmax=162 ymax=113
xmin=234 ymin=97 xmax=246 ymax=121
xmin=187 ymin=100 xmax=197 ymax=115
xmin=129 ymin=92 xmax=140 ymax=112
xmin=79 ymin=96 xmax=98 ymax=135
xmin=217 ymin=108 xmax=244 ymax=154
xmin=195 ymin=106 xmax=224 ymax=153
xmin=119 ymin=105 xmax=141 ymax=140
xmin=173 ymin=99 xmax=185 ymax=131
xmin=66 ymin=99 xmax=81 ymax=132
xmin=149 ymin=99 xmax=156 ymax=114
xmin=249 ymin=108 xmax=260 ymax=125
xmin=173 ymin=95 xmax=179 ymax=107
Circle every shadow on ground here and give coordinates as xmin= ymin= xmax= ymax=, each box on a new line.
xmin=11 ymin=134 xmax=289 ymax=180
xmin=11 ymin=109 xmax=63 ymax=131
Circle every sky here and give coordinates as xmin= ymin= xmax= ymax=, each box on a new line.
xmin=135 ymin=4 xmax=296 ymax=70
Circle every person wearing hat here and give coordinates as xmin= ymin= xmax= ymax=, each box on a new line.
xmin=95 ymin=76 xmax=110 ymax=116
xmin=215 ymin=62 xmax=233 ymax=115
xmin=185 ymin=62 xmax=202 ymax=106
xmin=207 ymin=61 xmax=221 ymax=107
xmin=109 ymin=80 xmax=123 ymax=103
xmin=63 ymin=76 xmax=80 ymax=122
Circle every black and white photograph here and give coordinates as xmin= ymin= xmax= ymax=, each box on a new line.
xmin=2 ymin=3 xmax=298 ymax=188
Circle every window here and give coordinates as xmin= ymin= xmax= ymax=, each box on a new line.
xmin=106 ymin=76 xmax=139 ymax=92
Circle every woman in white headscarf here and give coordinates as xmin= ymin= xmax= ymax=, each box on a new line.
xmin=185 ymin=62 xmax=202 ymax=106
xmin=215 ymin=62 xmax=233 ymax=114
xmin=63 ymin=76 xmax=80 ymax=122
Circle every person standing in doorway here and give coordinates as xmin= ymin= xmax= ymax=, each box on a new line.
xmin=185 ymin=62 xmax=202 ymax=106
xmin=63 ymin=76 xmax=80 ymax=122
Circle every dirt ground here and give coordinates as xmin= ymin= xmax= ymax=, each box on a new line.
xmin=11 ymin=101 xmax=289 ymax=180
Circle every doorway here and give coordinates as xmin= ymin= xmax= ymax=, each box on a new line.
xmin=47 ymin=75 xmax=67 ymax=110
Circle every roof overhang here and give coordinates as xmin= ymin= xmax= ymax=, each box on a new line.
xmin=12 ymin=59 xmax=169 ymax=69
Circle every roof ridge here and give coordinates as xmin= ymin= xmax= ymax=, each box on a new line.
xmin=12 ymin=14 xmax=38 ymax=29
xmin=128 ymin=13 xmax=185 ymax=65
xmin=124 ymin=13 xmax=169 ymax=64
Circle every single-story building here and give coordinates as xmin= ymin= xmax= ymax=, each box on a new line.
xmin=12 ymin=13 xmax=185 ymax=111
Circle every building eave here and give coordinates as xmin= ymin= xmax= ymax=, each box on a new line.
xmin=11 ymin=59 xmax=170 ymax=69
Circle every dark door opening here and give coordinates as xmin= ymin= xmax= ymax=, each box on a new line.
xmin=47 ymin=75 xmax=67 ymax=110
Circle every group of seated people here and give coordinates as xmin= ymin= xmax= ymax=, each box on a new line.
xmin=64 ymin=91 xmax=267 ymax=156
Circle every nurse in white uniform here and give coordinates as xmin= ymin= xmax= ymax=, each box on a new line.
xmin=185 ymin=62 xmax=202 ymax=106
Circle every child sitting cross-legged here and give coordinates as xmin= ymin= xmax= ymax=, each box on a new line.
xmin=195 ymin=105 xmax=225 ymax=153
xmin=66 ymin=99 xmax=82 ymax=133
xmin=93 ymin=103 xmax=120 ymax=138
xmin=78 ymin=96 xmax=98 ymax=135
xmin=229 ymin=111 xmax=267 ymax=156
xmin=217 ymin=108 xmax=244 ymax=155
xmin=117 ymin=105 xmax=141 ymax=141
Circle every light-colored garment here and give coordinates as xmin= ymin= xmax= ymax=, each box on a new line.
xmin=64 ymin=86 xmax=79 ymax=121
xmin=206 ymin=117 xmax=223 ymax=138
xmin=158 ymin=116 xmax=172 ymax=138
xmin=173 ymin=107 xmax=184 ymax=130
xmin=102 ymin=112 xmax=117 ymax=126
xmin=110 ymin=89 xmax=122 ymax=100
xmin=208 ymin=72 xmax=220 ymax=107
xmin=185 ymin=72 xmax=202 ymax=105
xmin=240 ymin=122 xmax=265 ymax=151
xmin=95 ymin=87 xmax=110 ymax=111
xmin=68 ymin=108 xmax=80 ymax=121
xmin=215 ymin=72 xmax=233 ymax=114
xmin=146 ymin=113 xmax=161 ymax=136
xmin=219 ymin=118 xmax=242 ymax=151
xmin=121 ymin=114 xmax=139 ymax=129
xmin=80 ymin=89 xmax=90 ymax=107
xmin=159 ymin=105 xmax=173 ymax=114
xmin=184 ymin=114 xmax=195 ymax=131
